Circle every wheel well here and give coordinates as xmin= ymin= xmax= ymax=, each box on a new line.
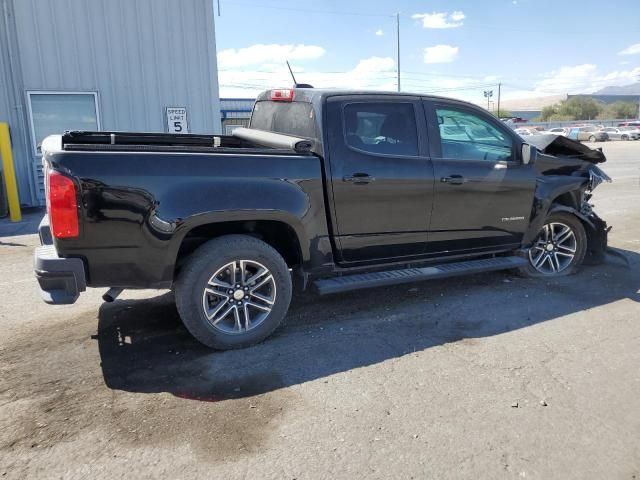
xmin=175 ymin=220 xmax=302 ymax=273
xmin=552 ymin=191 xmax=580 ymax=210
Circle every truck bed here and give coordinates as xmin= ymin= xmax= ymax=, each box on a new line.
xmin=40 ymin=131 xmax=328 ymax=290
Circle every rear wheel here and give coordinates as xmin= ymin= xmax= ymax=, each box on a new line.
xmin=621 ymin=134 xmax=629 ymax=141
xmin=520 ymin=212 xmax=587 ymax=277
xmin=588 ymin=135 xmax=596 ymax=142
xmin=175 ymin=235 xmax=292 ymax=350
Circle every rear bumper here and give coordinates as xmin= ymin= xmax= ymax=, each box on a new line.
xmin=34 ymin=215 xmax=87 ymax=304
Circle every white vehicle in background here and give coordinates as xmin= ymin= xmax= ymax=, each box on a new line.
xmin=618 ymin=126 xmax=640 ymax=140
xmin=599 ymin=127 xmax=638 ymax=141
xmin=515 ymin=128 xmax=539 ymax=136
xmin=600 ymin=126 xmax=640 ymax=141
xmin=544 ymin=127 xmax=569 ymax=136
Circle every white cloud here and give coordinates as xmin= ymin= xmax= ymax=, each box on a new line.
xmin=218 ymin=56 xmax=397 ymax=97
xmin=486 ymin=64 xmax=640 ymax=104
xmin=423 ymin=45 xmax=459 ymax=64
xmin=217 ymin=44 xmax=326 ymax=69
xmin=412 ymin=11 xmax=465 ymax=29
xmin=532 ymin=63 xmax=640 ymax=94
xmin=534 ymin=64 xmax=597 ymax=93
xmin=618 ymin=43 xmax=640 ymax=56
xmin=351 ymin=56 xmax=395 ymax=74
xmin=375 ymin=29 xmax=384 ymax=36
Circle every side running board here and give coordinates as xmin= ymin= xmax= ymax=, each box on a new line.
xmin=313 ymin=256 xmax=527 ymax=295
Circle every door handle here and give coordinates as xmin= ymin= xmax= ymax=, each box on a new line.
xmin=343 ymin=173 xmax=375 ymax=184
xmin=440 ymin=175 xmax=466 ymax=185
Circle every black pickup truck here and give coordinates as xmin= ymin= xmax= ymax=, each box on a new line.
xmin=35 ymin=88 xmax=611 ymax=350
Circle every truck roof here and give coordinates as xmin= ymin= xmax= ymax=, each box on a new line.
xmin=255 ymin=88 xmax=466 ymax=105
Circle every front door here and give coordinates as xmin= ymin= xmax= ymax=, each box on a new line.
xmin=423 ymin=101 xmax=536 ymax=255
xmin=325 ymin=96 xmax=434 ymax=264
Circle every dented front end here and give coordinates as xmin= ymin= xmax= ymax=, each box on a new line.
xmin=523 ymin=135 xmax=612 ymax=264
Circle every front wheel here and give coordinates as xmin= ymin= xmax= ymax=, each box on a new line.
xmin=520 ymin=212 xmax=587 ymax=277
xmin=175 ymin=235 xmax=292 ymax=350
xmin=588 ymin=135 xmax=596 ymax=142
xmin=621 ymin=135 xmax=629 ymax=141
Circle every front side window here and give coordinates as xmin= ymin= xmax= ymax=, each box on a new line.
xmin=435 ymin=107 xmax=513 ymax=161
xmin=343 ymin=102 xmax=418 ymax=156
xmin=27 ymin=92 xmax=99 ymax=155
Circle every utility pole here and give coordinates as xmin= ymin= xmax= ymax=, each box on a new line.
xmin=483 ymin=90 xmax=493 ymax=111
xmin=497 ymin=83 xmax=501 ymax=117
xmin=396 ymin=13 xmax=401 ymax=92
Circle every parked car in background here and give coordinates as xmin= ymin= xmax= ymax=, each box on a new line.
xmin=575 ymin=126 xmax=608 ymax=142
xmin=600 ymin=126 xmax=639 ymax=141
xmin=619 ymin=126 xmax=640 ymax=139
xmin=515 ymin=128 xmax=539 ymax=136
xmin=617 ymin=121 xmax=640 ymax=127
xmin=501 ymin=117 xmax=528 ymax=124
xmin=545 ymin=127 xmax=568 ymax=136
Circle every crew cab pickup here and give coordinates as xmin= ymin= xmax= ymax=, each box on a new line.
xmin=35 ymin=88 xmax=611 ymax=350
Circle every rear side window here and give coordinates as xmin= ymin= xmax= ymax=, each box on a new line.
xmin=343 ymin=102 xmax=418 ymax=156
xmin=250 ymin=101 xmax=317 ymax=139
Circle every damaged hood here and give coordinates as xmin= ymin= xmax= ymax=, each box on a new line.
xmin=527 ymin=134 xmax=606 ymax=163
xmin=528 ymin=134 xmax=611 ymax=191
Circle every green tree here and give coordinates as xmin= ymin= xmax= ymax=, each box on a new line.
xmin=547 ymin=113 xmax=574 ymax=121
xmin=597 ymin=101 xmax=638 ymax=119
xmin=538 ymin=104 xmax=558 ymax=121
xmin=556 ymin=96 xmax=603 ymax=120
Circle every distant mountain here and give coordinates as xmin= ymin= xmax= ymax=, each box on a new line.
xmin=593 ymin=83 xmax=640 ymax=95
xmin=498 ymin=94 xmax=566 ymax=111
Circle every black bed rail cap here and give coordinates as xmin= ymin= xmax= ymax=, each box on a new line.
xmin=61 ymin=130 xmax=217 ymax=147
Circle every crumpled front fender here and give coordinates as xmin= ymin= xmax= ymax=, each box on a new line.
xmin=548 ymin=204 xmax=610 ymax=265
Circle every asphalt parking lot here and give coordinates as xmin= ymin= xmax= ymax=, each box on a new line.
xmin=1 ymin=141 xmax=639 ymax=479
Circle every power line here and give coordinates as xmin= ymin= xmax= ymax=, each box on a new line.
xmin=402 ymin=70 xmax=494 ymax=80
xmin=218 ymin=2 xmax=617 ymax=36
xmin=219 ymin=68 xmax=397 ymax=77
xmin=220 ymin=0 xmax=394 ymax=18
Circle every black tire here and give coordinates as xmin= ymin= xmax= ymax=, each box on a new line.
xmin=588 ymin=135 xmax=596 ymax=142
xmin=175 ymin=235 xmax=292 ymax=350
xmin=519 ymin=212 xmax=587 ymax=278
xmin=621 ymin=135 xmax=629 ymax=141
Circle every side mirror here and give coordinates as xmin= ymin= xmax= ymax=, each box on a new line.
xmin=522 ymin=143 xmax=537 ymax=165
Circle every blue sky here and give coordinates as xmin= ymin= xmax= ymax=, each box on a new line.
xmin=215 ymin=0 xmax=640 ymax=105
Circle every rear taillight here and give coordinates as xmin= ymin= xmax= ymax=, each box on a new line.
xmin=270 ymin=88 xmax=294 ymax=101
xmin=48 ymin=171 xmax=79 ymax=238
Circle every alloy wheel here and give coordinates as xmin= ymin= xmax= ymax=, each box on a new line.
xmin=201 ymin=260 xmax=276 ymax=334
xmin=528 ymin=222 xmax=577 ymax=274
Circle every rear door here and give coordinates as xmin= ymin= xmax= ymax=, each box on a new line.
xmin=423 ymin=100 xmax=536 ymax=255
xmin=325 ymin=95 xmax=434 ymax=264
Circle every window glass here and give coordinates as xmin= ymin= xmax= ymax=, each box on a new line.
xmin=29 ymin=93 xmax=99 ymax=154
xmin=343 ymin=102 xmax=418 ymax=156
xmin=250 ymin=101 xmax=317 ymax=139
xmin=435 ymin=107 xmax=513 ymax=161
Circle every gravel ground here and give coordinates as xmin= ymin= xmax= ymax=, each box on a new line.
xmin=1 ymin=141 xmax=639 ymax=479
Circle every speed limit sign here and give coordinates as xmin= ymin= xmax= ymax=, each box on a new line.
xmin=166 ymin=107 xmax=188 ymax=134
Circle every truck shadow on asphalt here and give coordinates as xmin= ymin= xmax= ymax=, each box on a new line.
xmin=96 ymin=249 xmax=640 ymax=402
